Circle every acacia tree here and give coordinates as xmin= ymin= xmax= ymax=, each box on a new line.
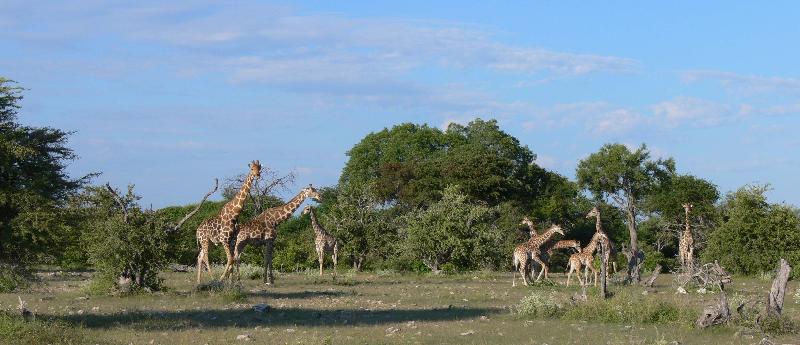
xmin=576 ymin=143 xmax=674 ymax=283
xmin=0 ymin=78 xmax=90 ymax=266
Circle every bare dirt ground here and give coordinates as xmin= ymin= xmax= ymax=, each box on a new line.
xmin=1 ymin=269 xmax=798 ymax=345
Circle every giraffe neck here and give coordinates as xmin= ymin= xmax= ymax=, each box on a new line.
xmin=594 ymin=213 xmax=602 ymax=233
xmin=221 ymin=170 xmax=257 ymax=218
xmin=267 ymin=190 xmax=308 ymax=225
xmin=531 ymin=227 xmax=559 ymax=245
xmin=684 ymin=207 xmax=691 ymax=234
xmin=585 ymin=233 xmax=602 ymax=254
xmin=309 ymin=207 xmax=324 ymax=235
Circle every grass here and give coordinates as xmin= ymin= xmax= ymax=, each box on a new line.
xmin=0 ymin=268 xmax=798 ymax=344
xmin=0 ymin=310 xmax=88 ymax=345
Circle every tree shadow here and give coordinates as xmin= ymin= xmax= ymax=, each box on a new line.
xmin=49 ymin=306 xmax=501 ymax=331
xmin=247 ymin=290 xmax=353 ymax=299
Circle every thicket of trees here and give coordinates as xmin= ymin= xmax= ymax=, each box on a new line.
xmin=2 ymin=77 xmax=799 ymax=293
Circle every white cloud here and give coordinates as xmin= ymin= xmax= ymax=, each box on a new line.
xmin=681 ymin=70 xmax=800 ymax=96
xmin=651 ymin=96 xmax=733 ymax=127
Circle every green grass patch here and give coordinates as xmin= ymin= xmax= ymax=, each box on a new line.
xmin=0 ymin=311 xmax=89 ymax=345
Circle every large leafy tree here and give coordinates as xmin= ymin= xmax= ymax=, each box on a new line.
xmin=576 ymin=143 xmax=675 ymax=283
xmin=340 ymin=118 xmax=541 ymax=208
xmin=641 ymin=174 xmax=720 ymax=261
xmin=703 ymin=185 xmax=800 ymax=278
xmin=0 ymin=78 xmax=89 ymax=263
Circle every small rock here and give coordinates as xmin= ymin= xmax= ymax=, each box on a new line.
xmin=385 ymin=327 xmax=401 ymax=335
xmin=91 ymin=306 xmax=99 ymax=312
xmin=76 ymin=309 xmax=84 ymax=315
xmin=641 ymin=290 xmax=648 ymax=295
xmin=285 ymin=328 xmax=296 ymax=333
xmin=479 ymin=315 xmax=489 ymax=321
xmin=460 ymin=330 xmax=475 ymax=336
xmin=676 ymin=287 xmax=687 ymax=294
xmin=75 ymin=296 xmax=89 ymax=300
xmin=696 ymin=288 xmax=707 ymax=294
xmin=235 ymin=334 xmax=252 ymax=341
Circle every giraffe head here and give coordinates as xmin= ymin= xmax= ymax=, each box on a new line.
xmin=301 ymin=204 xmax=313 ymax=216
xmin=586 ymin=206 xmax=600 ymax=219
xmin=682 ymin=203 xmax=693 ymax=211
xmin=249 ymin=160 xmax=262 ymax=178
xmin=302 ymin=184 xmax=322 ymax=202
xmin=520 ymin=216 xmax=536 ymax=236
xmin=547 ymin=224 xmax=564 ymax=236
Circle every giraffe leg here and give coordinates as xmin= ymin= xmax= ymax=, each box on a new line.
xmin=332 ymin=245 xmax=338 ymax=276
xmin=532 ymin=256 xmax=547 ymax=281
xmin=263 ymin=239 xmax=275 ymax=285
xmin=196 ymin=243 xmax=207 ymax=284
xmin=519 ymin=256 xmax=529 ymax=286
xmin=233 ymin=239 xmax=246 ymax=281
xmin=566 ymin=262 xmax=573 ymax=286
xmin=318 ymin=248 xmax=324 ymax=276
xmin=219 ymin=242 xmax=234 ymax=281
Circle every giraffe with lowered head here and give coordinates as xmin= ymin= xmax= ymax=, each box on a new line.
xmin=512 ymin=223 xmax=564 ymax=286
xmin=679 ymin=203 xmax=694 ymax=270
xmin=230 ymin=184 xmax=322 ymax=282
xmin=302 ymin=205 xmax=340 ymax=276
xmin=195 ymin=160 xmax=261 ymax=283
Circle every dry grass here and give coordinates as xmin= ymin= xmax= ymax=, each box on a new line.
xmin=0 ymin=269 xmax=797 ymax=344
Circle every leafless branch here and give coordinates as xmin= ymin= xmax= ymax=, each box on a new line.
xmin=167 ymin=178 xmax=219 ymax=233
xmin=105 ymin=183 xmax=129 ymax=223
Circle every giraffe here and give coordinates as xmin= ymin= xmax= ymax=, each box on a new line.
xmin=566 ymin=231 xmax=608 ymax=286
xmin=586 ymin=206 xmax=616 ymax=276
xmin=679 ymin=203 xmax=694 ymax=270
xmin=512 ymin=224 xmax=564 ymax=286
xmin=518 ymin=216 xmax=539 ymax=281
xmin=230 ymin=184 xmax=322 ymax=282
xmin=302 ymin=205 xmax=340 ymax=276
xmin=195 ymin=160 xmax=261 ymax=283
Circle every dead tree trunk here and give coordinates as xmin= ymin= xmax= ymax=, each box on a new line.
xmin=599 ymin=241 xmax=608 ymax=299
xmin=643 ymin=264 xmax=662 ymax=288
xmin=262 ymin=239 xmax=275 ymax=285
xmin=696 ymin=293 xmax=730 ymax=328
xmin=766 ymin=258 xmax=792 ymax=317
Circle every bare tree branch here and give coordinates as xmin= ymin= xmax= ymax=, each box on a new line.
xmin=105 ymin=183 xmax=129 ymax=223
xmin=167 ymin=178 xmax=219 ymax=233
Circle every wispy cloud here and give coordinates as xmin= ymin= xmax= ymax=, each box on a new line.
xmin=651 ymin=96 xmax=735 ymax=127
xmin=681 ymin=70 xmax=800 ymax=96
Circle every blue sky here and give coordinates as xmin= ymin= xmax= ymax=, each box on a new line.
xmin=3 ymin=1 xmax=799 ymax=207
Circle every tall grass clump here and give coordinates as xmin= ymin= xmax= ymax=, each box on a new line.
xmin=514 ymin=291 xmax=565 ymax=318
xmin=0 ymin=311 xmax=87 ymax=345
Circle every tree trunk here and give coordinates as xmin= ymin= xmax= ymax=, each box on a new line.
xmin=696 ymin=293 xmax=730 ymax=328
xmin=643 ymin=264 xmax=662 ymax=288
xmin=625 ymin=201 xmax=642 ymax=284
xmin=766 ymin=258 xmax=792 ymax=317
xmin=262 ymin=239 xmax=275 ymax=285
xmin=599 ymin=241 xmax=608 ymax=299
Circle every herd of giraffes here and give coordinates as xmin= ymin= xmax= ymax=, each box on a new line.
xmin=194 ymin=161 xmax=339 ymax=283
xmin=191 ymin=161 xmax=697 ymax=286
xmin=512 ymin=204 xmax=696 ymax=287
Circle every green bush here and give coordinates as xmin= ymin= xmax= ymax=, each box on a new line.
xmin=515 ymin=292 xmax=564 ymax=318
xmin=0 ymin=311 xmax=87 ymax=345
xmin=0 ymin=264 xmax=28 ymax=292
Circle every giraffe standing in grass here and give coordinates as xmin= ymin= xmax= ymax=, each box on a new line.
xmin=512 ymin=224 xmax=564 ymax=286
xmin=678 ymin=203 xmax=694 ymax=270
xmin=302 ymin=205 xmax=340 ymax=276
xmin=230 ymin=185 xmax=321 ymax=283
xmin=566 ymin=231 xmax=607 ymax=286
xmin=195 ymin=161 xmax=261 ymax=283
xmin=586 ymin=206 xmax=616 ymax=276
xmin=517 ymin=216 xmax=540 ymax=281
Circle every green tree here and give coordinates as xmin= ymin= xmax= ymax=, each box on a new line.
xmin=322 ymin=182 xmax=388 ymax=270
xmin=0 ymin=78 xmax=90 ymax=264
xmin=703 ymin=185 xmax=800 ymax=277
xmin=400 ymin=185 xmax=502 ymax=272
xmin=576 ymin=143 xmax=675 ymax=283
xmin=641 ymin=174 xmax=720 ymax=264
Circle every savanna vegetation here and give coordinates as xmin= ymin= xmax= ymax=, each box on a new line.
xmin=2 ymin=77 xmax=799 ymax=344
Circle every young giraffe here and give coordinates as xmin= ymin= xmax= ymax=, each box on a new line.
xmin=516 ymin=216 xmax=540 ymax=281
xmin=566 ymin=231 xmax=607 ymax=286
xmin=586 ymin=206 xmax=616 ymax=277
xmin=230 ymin=185 xmax=322 ymax=282
xmin=195 ymin=160 xmax=261 ymax=283
xmin=512 ymin=224 xmax=564 ymax=286
xmin=302 ymin=205 xmax=340 ymax=276
xmin=678 ymin=203 xmax=694 ymax=270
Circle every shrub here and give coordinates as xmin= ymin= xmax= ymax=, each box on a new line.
xmin=0 ymin=264 xmax=28 ymax=292
xmin=563 ymin=295 xmax=691 ymax=325
xmin=515 ymin=292 xmax=564 ymax=318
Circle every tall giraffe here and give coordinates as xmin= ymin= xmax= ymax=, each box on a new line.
xmin=586 ymin=206 xmax=616 ymax=276
xmin=195 ymin=160 xmax=261 ymax=283
xmin=518 ymin=216 xmax=539 ymax=281
xmin=566 ymin=231 xmax=607 ymax=286
xmin=230 ymin=184 xmax=322 ymax=282
xmin=302 ymin=205 xmax=340 ymax=276
xmin=512 ymin=224 xmax=564 ymax=286
xmin=679 ymin=203 xmax=694 ymax=270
